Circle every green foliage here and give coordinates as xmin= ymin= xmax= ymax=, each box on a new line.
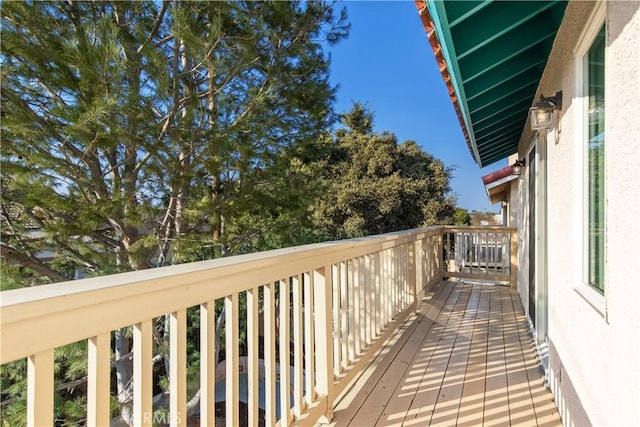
xmin=0 ymin=1 xmax=349 ymax=424
xmin=453 ymin=207 xmax=472 ymax=225
xmin=0 ymin=341 xmax=92 ymax=426
xmin=0 ymin=359 xmax=27 ymax=427
xmin=313 ymin=104 xmax=457 ymax=239
xmin=0 ymin=258 xmax=43 ymax=290
xmin=1 ymin=0 xmax=349 ymax=279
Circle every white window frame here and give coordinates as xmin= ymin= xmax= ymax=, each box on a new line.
xmin=573 ymin=1 xmax=607 ymax=319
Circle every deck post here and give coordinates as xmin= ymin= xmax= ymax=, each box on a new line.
xmin=313 ymin=266 xmax=335 ymax=423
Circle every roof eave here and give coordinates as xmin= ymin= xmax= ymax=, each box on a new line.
xmin=414 ymin=0 xmax=482 ymax=166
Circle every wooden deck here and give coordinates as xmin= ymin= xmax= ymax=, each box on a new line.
xmin=329 ymin=280 xmax=561 ymax=426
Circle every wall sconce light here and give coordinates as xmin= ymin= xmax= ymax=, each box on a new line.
xmin=529 ymin=91 xmax=562 ymax=130
xmin=511 ymin=159 xmax=526 ymax=176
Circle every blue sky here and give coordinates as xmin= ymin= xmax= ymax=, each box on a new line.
xmin=328 ymin=1 xmax=505 ymax=213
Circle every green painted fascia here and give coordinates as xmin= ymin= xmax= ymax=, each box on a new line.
xmin=426 ymin=0 xmax=482 ymax=165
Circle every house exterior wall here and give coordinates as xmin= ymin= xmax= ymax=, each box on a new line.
xmin=515 ymin=1 xmax=640 ymax=426
xmin=515 ymin=171 xmax=528 ymax=308
xmin=506 ymin=154 xmax=521 ymax=229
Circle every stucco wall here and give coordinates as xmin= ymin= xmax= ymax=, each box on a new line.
xmin=516 ymin=1 xmax=640 ymax=426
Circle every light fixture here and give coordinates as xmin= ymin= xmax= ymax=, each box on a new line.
xmin=529 ymin=91 xmax=562 ymax=130
xmin=511 ymin=159 xmax=526 ymax=176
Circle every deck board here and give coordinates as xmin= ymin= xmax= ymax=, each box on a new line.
xmin=328 ymin=281 xmax=561 ymax=427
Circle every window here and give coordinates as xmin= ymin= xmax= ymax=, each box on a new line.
xmin=586 ymin=25 xmax=605 ymax=293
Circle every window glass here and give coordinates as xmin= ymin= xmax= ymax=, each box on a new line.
xmin=587 ymin=25 xmax=605 ymax=292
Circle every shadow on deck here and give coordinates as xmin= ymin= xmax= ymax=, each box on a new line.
xmin=329 ymin=281 xmax=560 ymax=426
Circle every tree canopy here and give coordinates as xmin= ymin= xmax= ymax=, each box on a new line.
xmin=1 ymin=0 xmax=349 ymax=282
xmin=313 ymin=103 xmax=457 ymax=239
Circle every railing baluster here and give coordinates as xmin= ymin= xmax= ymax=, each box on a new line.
xmin=487 ymin=233 xmax=495 ymax=274
xmin=491 ymin=233 xmax=497 ymax=275
xmin=404 ymin=244 xmax=409 ymax=309
xmin=247 ymin=288 xmax=259 ymax=426
xmin=456 ymin=232 xmax=459 ymax=273
xmin=409 ymin=242 xmax=416 ymax=313
xmin=371 ymin=253 xmax=377 ymax=340
xmin=380 ymin=250 xmax=384 ymax=320
xmin=364 ymin=255 xmax=372 ymax=346
xmin=391 ymin=248 xmax=396 ymax=318
xmin=396 ymin=247 xmax=400 ymax=314
xmin=438 ymin=232 xmax=444 ymax=279
xmin=340 ymin=262 xmax=348 ymax=369
xmin=354 ymin=257 xmax=361 ymax=356
xmin=292 ymin=276 xmax=304 ymax=417
xmin=303 ymin=272 xmax=315 ymax=406
xmin=456 ymin=233 xmax=461 ymax=271
xmin=396 ymin=246 xmax=401 ymax=312
xmin=404 ymin=244 xmax=408 ymax=308
xmin=27 ymin=349 xmax=54 ymax=427
xmin=264 ymin=283 xmax=276 ymax=426
xmin=87 ymin=333 xmax=110 ymax=427
xmin=400 ymin=245 xmax=405 ymax=310
xmin=359 ymin=256 xmax=366 ymax=350
xmin=347 ymin=260 xmax=355 ymax=362
xmin=391 ymin=247 xmax=397 ymax=315
xmin=313 ymin=267 xmax=334 ymax=423
xmin=390 ymin=248 xmax=394 ymax=318
xmin=471 ymin=232 xmax=476 ymax=272
xmin=503 ymin=233 xmax=508 ymax=275
xmin=467 ymin=232 xmax=472 ymax=272
xmin=483 ymin=232 xmax=488 ymax=275
xmin=225 ymin=295 xmax=239 ymax=427
xmin=501 ymin=233 xmax=507 ymax=275
xmin=133 ymin=320 xmax=153 ymax=427
xmin=200 ymin=301 xmax=216 ymax=427
xmin=380 ymin=250 xmax=386 ymax=327
xmin=384 ymin=248 xmax=394 ymax=328
xmin=279 ymin=279 xmax=291 ymax=426
xmin=374 ymin=251 xmax=381 ymax=336
xmin=332 ymin=264 xmax=341 ymax=377
xmin=469 ymin=233 xmax=473 ymax=272
xmin=170 ymin=310 xmax=187 ymax=427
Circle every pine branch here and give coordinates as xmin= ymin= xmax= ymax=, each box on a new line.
xmin=0 ymin=241 xmax=69 ymax=283
xmin=21 ymin=207 xmax=100 ymax=270
xmin=53 ymin=352 xmax=165 ymax=394
xmin=52 ymin=237 xmax=99 ymax=270
xmin=139 ymin=0 xmax=170 ymax=53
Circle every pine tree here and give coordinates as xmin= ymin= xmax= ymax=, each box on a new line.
xmin=1 ymin=1 xmax=348 ymax=424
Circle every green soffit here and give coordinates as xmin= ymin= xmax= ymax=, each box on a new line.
xmin=426 ymin=0 xmax=568 ymax=167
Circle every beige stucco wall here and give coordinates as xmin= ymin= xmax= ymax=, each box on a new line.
xmin=515 ymin=1 xmax=640 ymax=426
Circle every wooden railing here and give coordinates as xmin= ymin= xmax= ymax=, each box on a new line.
xmin=0 ymin=226 xmax=515 ymax=426
xmin=443 ymin=226 xmax=517 ymax=287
